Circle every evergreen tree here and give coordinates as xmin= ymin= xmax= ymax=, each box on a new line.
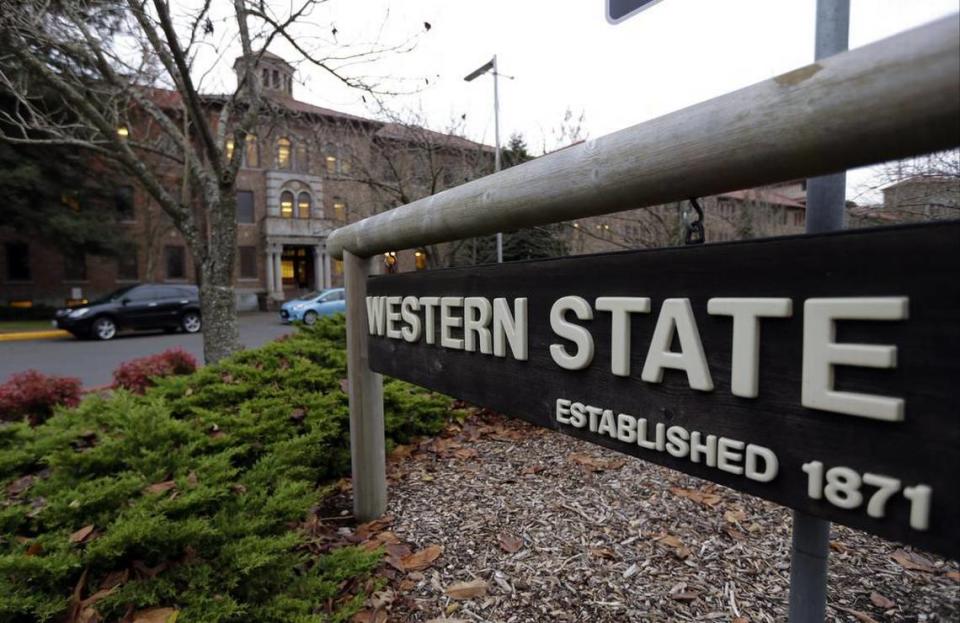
xmin=457 ymin=133 xmax=567 ymax=264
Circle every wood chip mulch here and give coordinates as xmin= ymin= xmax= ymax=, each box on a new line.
xmin=314 ymin=411 xmax=959 ymax=623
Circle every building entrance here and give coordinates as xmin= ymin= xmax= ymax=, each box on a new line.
xmin=281 ymin=246 xmax=314 ymax=293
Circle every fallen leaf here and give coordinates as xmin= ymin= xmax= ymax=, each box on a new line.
xmin=656 ymin=534 xmax=683 ymax=548
xmin=830 ymin=540 xmax=849 ymax=553
xmin=498 ymin=533 xmax=523 ymax=553
xmin=389 ymin=444 xmax=415 ymax=460
xmin=891 ymin=549 xmax=937 ymax=573
xmin=230 ymin=483 xmax=247 ymax=495
xmin=77 ymin=605 xmax=100 ymax=623
xmin=26 ymin=541 xmax=43 ymax=556
xmin=186 ymin=471 xmax=198 ymax=487
xmin=521 ymin=464 xmax=545 ymax=475
xmin=289 ymin=408 xmax=306 ymax=424
xmin=452 ymin=448 xmax=478 ymax=460
xmin=732 ymin=618 xmax=750 ymax=623
xmin=6 ymin=474 xmax=34 ymax=498
xmin=356 ymin=514 xmax=394 ymax=540
xmin=569 ymin=452 xmax=626 ymax=472
xmin=869 ymin=591 xmax=895 ymax=609
xmin=944 ymin=571 xmax=960 ymax=582
xmin=589 ymin=547 xmax=617 ymax=559
xmin=445 ymin=579 xmax=488 ymax=600
xmin=833 ymin=605 xmax=879 ymax=623
xmin=132 ymin=607 xmax=179 ymax=623
xmin=70 ymin=524 xmax=95 ymax=544
xmin=351 ymin=608 xmax=387 ymax=623
xmin=144 ymin=480 xmax=176 ymax=495
xmin=724 ymin=508 xmax=747 ymax=523
xmin=671 ymin=486 xmax=722 ymax=507
xmin=399 ymin=544 xmax=443 ymax=571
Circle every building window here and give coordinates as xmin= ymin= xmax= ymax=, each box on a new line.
xmin=276 ymin=137 xmax=291 ymax=169
xmin=164 ymin=245 xmax=186 ymax=280
xmin=239 ymin=245 xmax=257 ymax=279
xmin=117 ymin=252 xmax=138 ymax=281
xmin=63 ymin=249 xmax=87 ymax=281
xmin=414 ymin=249 xmax=428 ymax=270
xmin=245 ymin=134 xmax=259 ymax=167
xmin=262 ymin=68 xmax=269 ymax=85
xmin=297 ymin=192 xmax=312 ymax=218
xmin=295 ymin=142 xmax=308 ymax=172
xmin=333 ymin=197 xmax=347 ymax=221
xmin=280 ymin=190 xmax=295 ymax=218
xmin=333 ymin=259 xmax=343 ymax=276
xmin=116 ymin=126 xmax=129 ymax=140
xmin=237 ymin=190 xmax=255 ymax=223
xmin=225 ymin=138 xmax=235 ymax=162
xmin=324 ymin=143 xmax=337 ymax=174
xmin=5 ymin=242 xmax=30 ymax=281
xmin=115 ymin=185 xmax=135 ymax=221
xmin=339 ymin=145 xmax=352 ymax=174
xmin=272 ymin=69 xmax=279 ymax=88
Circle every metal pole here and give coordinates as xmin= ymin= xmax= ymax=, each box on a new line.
xmin=493 ymin=54 xmax=503 ymax=263
xmin=344 ymin=250 xmax=386 ymax=522
xmin=789 ymin=1 xmax=849 ymax=621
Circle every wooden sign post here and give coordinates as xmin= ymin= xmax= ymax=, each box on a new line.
xmin=365 ymin=223 xmax=960 ymax=558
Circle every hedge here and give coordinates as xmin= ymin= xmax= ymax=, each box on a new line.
xmin=0 ymin=315 xmax=458 ymax=622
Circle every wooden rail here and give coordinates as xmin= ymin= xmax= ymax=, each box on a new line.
xmin=327 ymin=14 xmax=960 ymax=260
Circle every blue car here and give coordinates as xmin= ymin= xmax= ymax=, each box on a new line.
xmin=279 ymin=288 xmax=346 ymax=325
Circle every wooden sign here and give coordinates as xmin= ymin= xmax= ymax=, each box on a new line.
xmin=366 ymin=222 xmax=960 ymax=558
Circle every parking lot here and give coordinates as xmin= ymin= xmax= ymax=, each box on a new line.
xmin=0 ymin=312 xmax=295 ymax=387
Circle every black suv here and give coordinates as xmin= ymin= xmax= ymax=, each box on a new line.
xmin=54 ymin=284 xmax=202 ymax=340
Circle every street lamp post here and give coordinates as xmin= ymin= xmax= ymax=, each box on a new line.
xmin=465 ymin=55 xmax=504 ymax=263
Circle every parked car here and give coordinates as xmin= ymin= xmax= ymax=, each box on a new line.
xmin=54 ymin=284 xmax=202 ymax=340
xmin=279 ymin=288 xmax=346 ymax=325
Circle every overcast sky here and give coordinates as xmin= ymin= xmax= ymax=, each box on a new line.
xmin=193 ymin=0 xmax=959 ymax=200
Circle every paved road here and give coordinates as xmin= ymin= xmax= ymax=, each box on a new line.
xmin=0 ymin=313 xmax=295 ymax=388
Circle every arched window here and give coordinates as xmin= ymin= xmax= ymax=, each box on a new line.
xmin=324 ymin=143 xmax=337 ymax=175
xmin=297 ymin=192 xmax=312 ymax=219
xmin=339 ymin=145 xmax=352 ymax=175
xmin=295 ymin=142 xmax=308 ymax=173
xmin=280 ymin=190 xmax=294 ymax=218
xmin=244 ymin=134 xmax=259 ymax=167
xmin=276 ymin=137 xmax=291 ymax=169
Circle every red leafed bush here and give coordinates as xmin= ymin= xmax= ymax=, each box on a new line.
xmin=0 ymin=370 xmax=83 ymax=424
xmin=112 ymin=348 xmax=198 ymax=394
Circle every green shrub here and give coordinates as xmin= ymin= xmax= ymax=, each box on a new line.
xmin=0 ymin=315 xmax=457 ymax=622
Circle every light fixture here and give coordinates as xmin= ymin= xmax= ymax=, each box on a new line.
xmin=116 ymin=126 xmax=129 ymax=139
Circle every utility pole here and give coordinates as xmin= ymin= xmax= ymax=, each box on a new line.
xmin=465 ymin=56 xmax=506 ymax=263
xmin=789 ymin=1 xmax=850 ymax=621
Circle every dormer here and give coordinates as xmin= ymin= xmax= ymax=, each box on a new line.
xmin=233 ymin=50 xmax=294 ymax=97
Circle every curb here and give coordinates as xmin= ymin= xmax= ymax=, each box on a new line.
xmin=0 ymin=330 xmax=71 ymax=343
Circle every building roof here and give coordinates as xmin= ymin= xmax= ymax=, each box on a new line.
xmin=144 ymin=87 xmax=491 ymax=152
xmin=716 ymin=188 xmax=806 ymax=209
xmin=881 ymin=175 xmax=959 ymax=192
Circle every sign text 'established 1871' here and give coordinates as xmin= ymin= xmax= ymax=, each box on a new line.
xmin=365 ymin=222 xmax=960 ymax=557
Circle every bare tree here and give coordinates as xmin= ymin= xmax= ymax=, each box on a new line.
xmin=853 ymin=149 xmax=960 ymax=222
xmin=333 ymin=108 xmax=495 ymax=268
xmin=0 ymin=1 xmax=415 ymax=362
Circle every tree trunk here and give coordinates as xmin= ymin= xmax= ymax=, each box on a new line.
xmin=197 ymin=189 xmax=241 ymax=363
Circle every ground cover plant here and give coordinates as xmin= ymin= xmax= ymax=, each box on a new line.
xmin=0 ymin=315 xmax=458 ymax=622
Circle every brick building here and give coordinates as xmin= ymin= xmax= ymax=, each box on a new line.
xmin=0 ymin=51 xmax=492 ymax=310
